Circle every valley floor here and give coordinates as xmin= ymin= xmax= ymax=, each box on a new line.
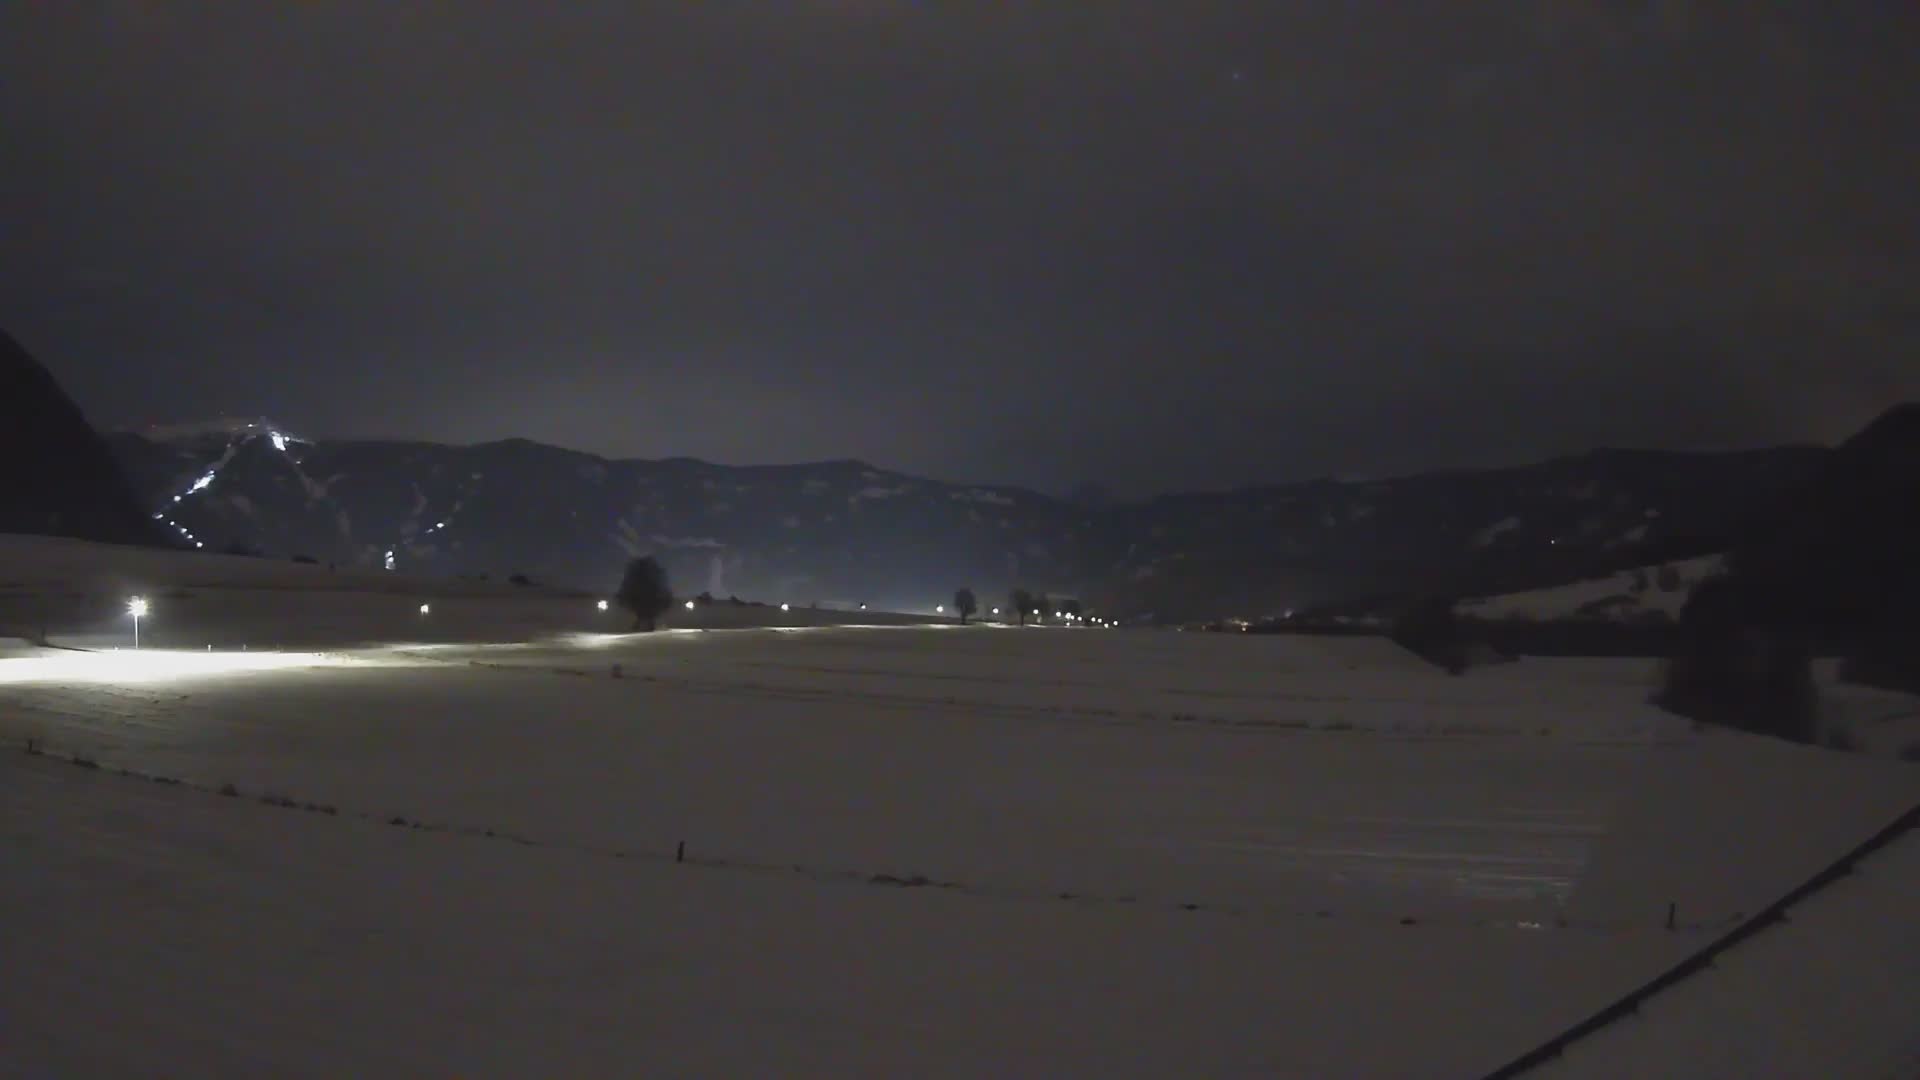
xmin=3 ymin=539 xmax=1917 ymax=1075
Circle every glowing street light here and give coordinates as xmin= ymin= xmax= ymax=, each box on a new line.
xmin=685 ymin=600 xmax=696 ymax=610
xmin=991 ymin=607 xmax=1000 ymax=616
xmin=418 ymin=603 xmax=431 ymax=615
xmin=127 ymin=596 xmax=148 ymax=648
xmin=597 ymin=599 xmax=610 ymax=611
xmin=936 ymin=604 xmax=945 ymax=614
xmin=780 ymin=603 xmax=791 ymax=612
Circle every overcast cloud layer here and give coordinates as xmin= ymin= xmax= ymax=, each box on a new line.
xmin=3 ymin=2 xmax=1915 ymax=494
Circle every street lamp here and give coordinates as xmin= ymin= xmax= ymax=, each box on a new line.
xmin=597 ymin=599 xmax=609 ymax=611
xmin=418 ymin=603 xmax=431 ymax=615
xmin=127 ymin=596 xmax=148 ymax=649
xmin=685 ymin=600 xmax=696 ymax=610
xmin=936 ymin=604 xmax=945 ymax=614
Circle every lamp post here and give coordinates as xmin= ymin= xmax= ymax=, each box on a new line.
xmin=127 ymin=596 xmax=148 ymax=649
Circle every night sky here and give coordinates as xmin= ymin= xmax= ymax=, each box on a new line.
xmin=3 ymin=3 xmax=1915 ymax=496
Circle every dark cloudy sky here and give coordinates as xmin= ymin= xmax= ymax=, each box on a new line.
xmin=3 ymin=2 xmax=1915 ymax=495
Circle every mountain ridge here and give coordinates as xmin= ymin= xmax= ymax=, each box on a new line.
xmin=103 ymin=418 xmax=1850 ymax=620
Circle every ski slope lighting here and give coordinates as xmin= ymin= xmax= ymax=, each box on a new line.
xmin=151 ymin=426 xmax=300 ymax=554
xmin=0 ymin=649 xmax=342 ymax=686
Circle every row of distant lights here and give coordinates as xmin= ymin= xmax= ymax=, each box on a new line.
xmin=134 ymin=591 xmax=1105 ymax=632
xmin=153 ymin=427 xmax=293 ymax=550
xmin=411 ymin=597 xmax=1115 ymax=627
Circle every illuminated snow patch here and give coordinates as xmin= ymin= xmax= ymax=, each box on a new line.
xmin=0 ymin=650 xmax=346 ymax=686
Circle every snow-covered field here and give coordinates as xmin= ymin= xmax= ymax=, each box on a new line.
xmin=3 ymin=535 xmax=1917 ymax=1076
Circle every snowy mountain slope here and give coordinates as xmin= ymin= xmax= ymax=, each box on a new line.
xmin=107 ymin=425 xmax=1823 ymax=618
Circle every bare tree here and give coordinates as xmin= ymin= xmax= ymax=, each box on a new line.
xmin=954 ymin=587 xmax=978 ymax=624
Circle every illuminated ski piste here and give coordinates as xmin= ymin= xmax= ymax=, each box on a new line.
xmin=148 ymin=421 xmax=302 ymax=550
xmin=146 ymin=420 xmax=459 ymax=569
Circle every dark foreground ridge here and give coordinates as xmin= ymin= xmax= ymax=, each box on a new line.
xmin=0 ymin=328 xmax=165 ymax=547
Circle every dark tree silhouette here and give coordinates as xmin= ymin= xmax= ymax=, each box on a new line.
xmin=1655 ymin=574 xmax=1817 ymax=743
xmin=953 ymin=587 xmax=978 ymax=624
xmin=1009 ymin=588 xmax=1034 ymax=626
xmin=1034 ymin=593 xmax=1053 ymax=623
xmin=616 ymin=556 xmax=673 ymax=632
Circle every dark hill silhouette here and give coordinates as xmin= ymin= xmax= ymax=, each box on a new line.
xmin=1730 ymin=403 xmax=1920 ymax=630
xmin=0 ymin=329 xmax=165 ymax=547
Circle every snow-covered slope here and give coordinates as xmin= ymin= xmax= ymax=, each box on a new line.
xmin=1460 ymin=555 xmax=1725 ymax=623
xmin=1527 ymin=814 xmax=1920 ymax=1079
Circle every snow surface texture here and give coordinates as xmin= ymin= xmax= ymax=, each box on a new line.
xmin=3 ymin=535 xmax=1916 ymax=1076
xmin=1528 ymin=820 xmax=1920 ymax=1079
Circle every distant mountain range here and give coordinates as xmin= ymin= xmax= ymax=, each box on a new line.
xmin=8 ymin=324 xmax=1906 ymax=623
xmin=101 ymin=420 xmax=1834 ymax=621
